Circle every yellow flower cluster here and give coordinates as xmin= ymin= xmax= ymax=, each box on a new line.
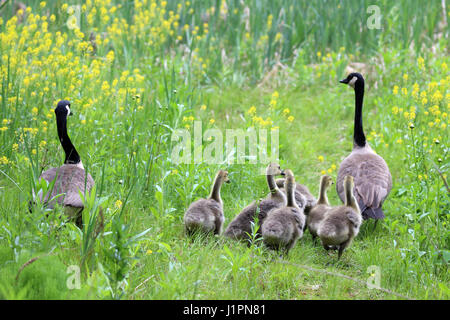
xmin=252 ymin=115 xmax=273 ymax=127
xmin=320 ymin=163 xmax=337 ymax=175
xmin=417 ymin=56 xmax=425 ymax=69
xmin=269 ymin=91 xmax=279 ymax=108
xmin=0 ymin=156 xmax=9 ymax=165
xmin=114 ymin=200 xmax=123 ymax=209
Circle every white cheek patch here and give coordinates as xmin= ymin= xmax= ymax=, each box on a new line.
xmin=66 ymin=105 xmax=71 ymax=116
xmin=349 ymin=76 xmax=358 ymax=88
xmin=76 ymin=161 xmax=84 ymax=169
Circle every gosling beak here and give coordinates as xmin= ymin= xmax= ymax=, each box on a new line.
xmin=226 ymin=179 xmax=231 ymax=184
xmin=280 ymin=170 xmax=286 ymax=176
xmin=339 ymin=78 xmax=349 ymax=84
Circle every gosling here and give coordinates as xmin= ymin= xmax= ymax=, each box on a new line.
xmin=317 ymin=175 xmax=361 ymax=259
xmin=261 ymin=169 xmax=306 ymax=254
xmin=276 ymin=177 xmax=317 ymax=214
xmin=224 ymin=163 xmax=285 ymax=242
xmin=306 ymin=175 xmax=333 ymax=241
xmin=184 ymin=170 xmax=230 ymax=236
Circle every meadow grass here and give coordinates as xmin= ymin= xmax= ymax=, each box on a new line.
xmin=0 ymin=0 xmax=448 ymax=299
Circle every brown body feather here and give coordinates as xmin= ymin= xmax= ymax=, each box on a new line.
xmin=262 ymin=170 xmax=305 ymax=254
xmin=261 ymin=206 xmax=305 ymax=253
xmin=223 ymin=197 xmax=284 ymax=240
xmin=224 ymin=164 xmax=285 ymax=241
xmin=318 ymin=176 xmax=361 ymax=259
xmin=184 ymin=198 xmax=224 ymax=235
xmin=184 ymin=170 xmax=229 ymax=236
xmin=307 ymin=176 xmax=333 ymax=239
xmin=276 ymin=178 xmax=317 ymax=213
xmin=37 ymin=164 xmax=94 ymax=227
xmin=39 ymin=164 xmax=94 ymax=208
xmin=337 ymin=146 xmax=392 ymax=220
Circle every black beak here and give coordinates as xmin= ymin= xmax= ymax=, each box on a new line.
xmin=339 ymin=79 xmax=349 ymax=84
xmin=226 ymin=180 xmax=231 ymax=184
xmin=280 ymin=170 xmax=286 ymax=176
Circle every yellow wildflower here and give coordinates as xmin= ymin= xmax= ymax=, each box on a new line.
xmin=272 ymin=91 xmax=279 ymax=99
xmin=115 ymin=200 xmax=123 ymax=209
xmin=393 ymin=86 xmax=399 ymax=95
xmin=392 ymin=106 xmax=399 ymax=115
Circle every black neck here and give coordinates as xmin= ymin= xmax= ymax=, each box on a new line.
xmin=353 ymin=83 xmax=366 ymax=147
xmin=56 ymin=114 xmax=80 ymax=164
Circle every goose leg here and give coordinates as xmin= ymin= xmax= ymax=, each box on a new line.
xmin=337 ymin=240 xmax=351 ymax=260
xmin=373 ymin=219 xmax=379 ymax=232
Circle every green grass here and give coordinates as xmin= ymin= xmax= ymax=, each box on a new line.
xmin=0 ymin=0 xmax=448 ymax=300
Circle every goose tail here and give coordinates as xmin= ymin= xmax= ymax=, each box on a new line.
xmin=358 ymin=199 xmax=385 ymax=220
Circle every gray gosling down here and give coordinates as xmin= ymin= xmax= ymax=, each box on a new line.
xmin=275 ymin=178 xmax=317 ymax=214
xmin=184 ymin=170 xmax=230 ymax=236
xmin=306 ymin=175 xmax=334 ymax=241
xmin=317 ymin=175 xmax=362 ymax=259
xmin=224 ymin=163 xmax=286 ymax=241
xmin=261 ymin=169 xmax=306 ymax=254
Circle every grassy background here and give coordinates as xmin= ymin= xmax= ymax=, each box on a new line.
xmin=0 ymin=0 xmax=448 ymax=299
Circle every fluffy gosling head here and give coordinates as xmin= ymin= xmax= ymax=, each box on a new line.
xmin=339 ymin=72 xmax=364 ymax=89
xmin=320 ymin=175 xmax=334 ymax=189
xmin=284 ymin=169 xmax=295 ymax=187
xmin=344 ymin=175 xmax=354 ymax=189
xmin=266 ymin=163 xmax=285 ymax=177
xmin=218 ymin=170 xmax=230 ymax=184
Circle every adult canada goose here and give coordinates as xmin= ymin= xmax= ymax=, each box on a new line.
xmin=317 ymin=175 xmax=362 ymax=259
xmin=275 ymin=178 xmax=316 ymax=213
xmin=223 ymin=163 xmax=285 ymax=241
xmin=36 ymin=100 xmax=95 ymax=228
xmin=261 ymin=169 xmax=305 ymax=254
xmin=338 ymin=73 xmax=392 ymax=225
xmin=306 ymin=175 xmax=333 ymax=241
xmin=183 ymin=170 xmax=230 ymax=236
